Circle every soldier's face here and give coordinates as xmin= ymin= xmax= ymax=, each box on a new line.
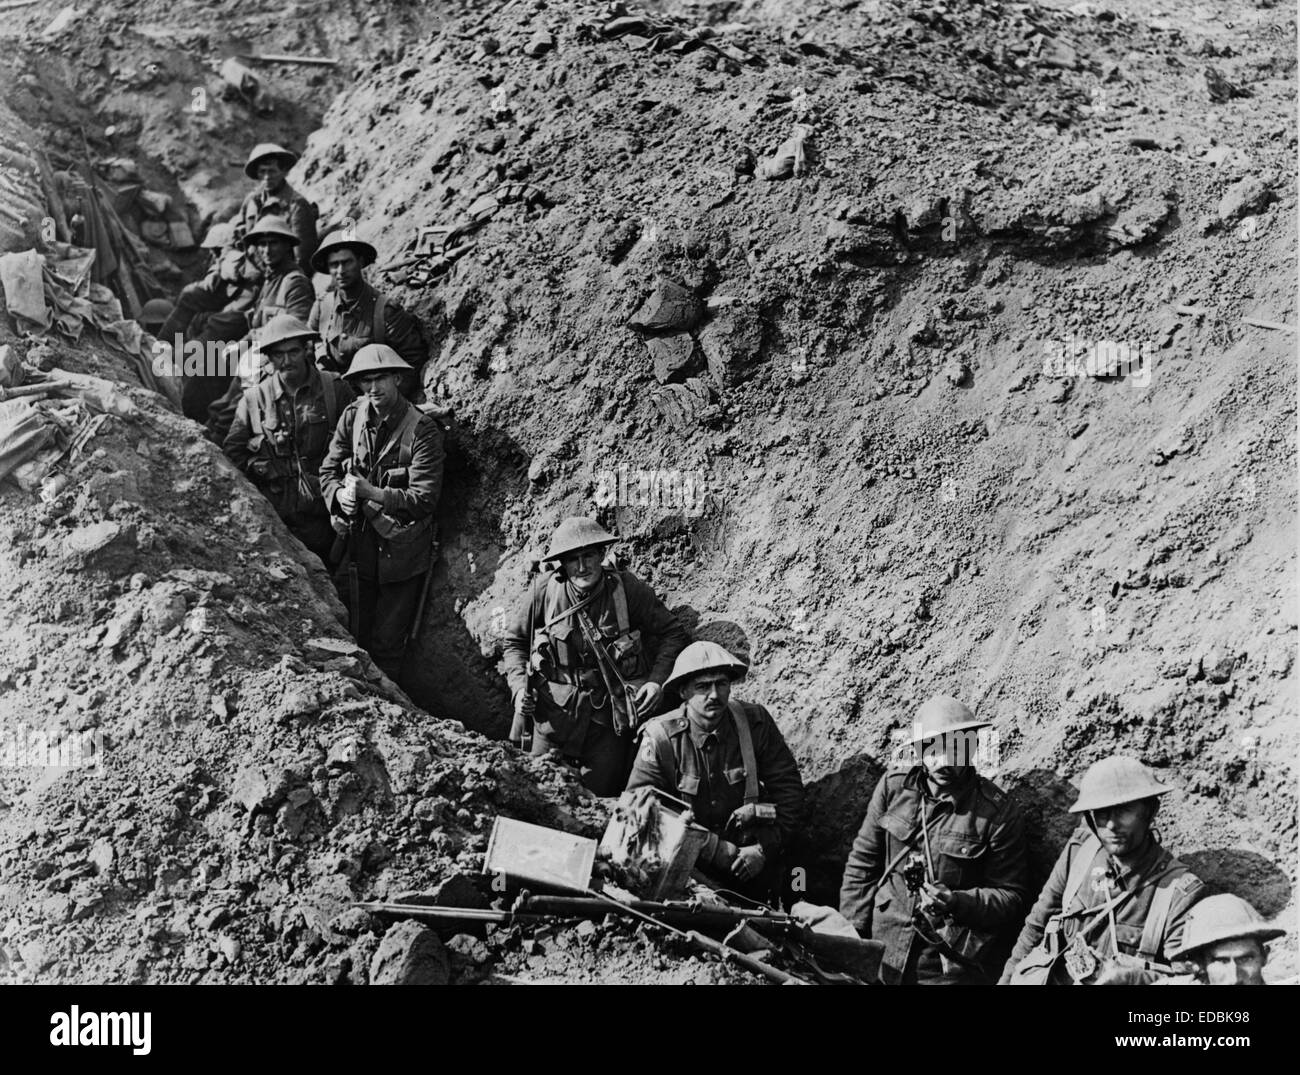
xmin=327 ymin=250 xmax=362 ymax=290
xmin=561 ymin=547 xmax=604 ymax=592
xmin=1200 ymin=939 xmax=1266 ymax=985
xmin=356 ymin=371 xmax=401 ymax=410
xmin=256 ymin=160 xmax=286 ymax=192
xmin=920 ymin=729 xmax=979 ymax=788
xmin=684 ymin=674 xmax=730 ymax=722
xmin=1089 ymin=799 xmax=1154 ymax=859
xmin=266 ymin=341 xmax=308 ymax=385
xmin=254 ymin=238 xmax=293 ymax=270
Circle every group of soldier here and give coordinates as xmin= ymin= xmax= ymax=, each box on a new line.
xmin=144 ymin=142 xmax=442 ymax=680
xmin=143 ymin=143 xmax=1284 ymax=988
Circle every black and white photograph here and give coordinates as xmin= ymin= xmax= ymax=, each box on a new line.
xmin=0 ymin=0 xmax=1295 ymax=1047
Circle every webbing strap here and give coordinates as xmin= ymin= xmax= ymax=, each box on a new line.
xmin=727 ymin=700 xmax=760 ymax=805
xmin=611 ymin=573 xmax=630 ymax=634
xmin=351 ymin=397 xmax=421 ymax=476
xmin=373 ymin=291 xmax=387 ymax=345
xmin=1138 ymin=869 xmax=1181 ymax=961
xmin=321 ymin=371 xmax=337 ymax=430
xmin=1061 ymin=832 xmax=1104 ymax=913
xmin=245 ymin=387 xmax=263 ymax=437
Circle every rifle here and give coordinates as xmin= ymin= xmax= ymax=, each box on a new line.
xmin=357 ymin=895 xmax=884 ymax=983
xmin=358 ymin=895 xmax=811 ymax=985
xmin=574 ymin=606 xmax=640 ymax=736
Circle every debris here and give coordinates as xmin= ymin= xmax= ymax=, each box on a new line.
xmin=1241 ymin=317 xmax=1295 ymax=333
xmin=238 ymin=53 xmax=339 ymax=67
xmin=646 ymin=333 xmax=696 ymax=384
xmin=1203 ymin=65 xmax=1249 ymax=103
xmin=523 ymin=32 xmax=555 ymax=58
xmin=759 ymin=124 xmax=812 ymax=180
xmin=1217 ymin=177 xmax=1274 ymax=223
xmin=627 ymin=278 xmax=701 ymax=333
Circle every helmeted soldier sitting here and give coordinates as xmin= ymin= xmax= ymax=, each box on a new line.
xmin=222 ymin=314 xmax=354 ymax=566
xmin=1001 ymin=755 xmax=1206 ymax=985
xmin=626 ymin=641 xmax=805 ymax=906
xmin=502 ymin=517 xmax=689 ymax=797
xmin=839 ymin=696 xmax=1030 ymax=984
xmin=237 ymin=142 xmax=319 ymax=277
xmin=318 ymin=344 xmax=444 ymax=683
xmin=1156 ymin=894 xmax=1284 ymax=986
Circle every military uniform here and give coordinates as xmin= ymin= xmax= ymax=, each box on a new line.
xmin=502 ymin=567 xmax=688 ymax=796
xmin=1000 ymin=828 xmax=1205 ymax=984
xmin=223 ymin=363 xmax=354 ymax=565
xmin=308 ymin=281 xmax=425 ymax=386
xmin=202 ymin=261 xmax=315 ymax=440
xmin=840 ymin=767 xmax=1030 ymax=984
xmin=238 ymin=182 xmax=318 ymax=277
xmin=628 ymin=699 xmax=805 ymax=901
xmin=318 ymin=393 xmax=444 ymax=679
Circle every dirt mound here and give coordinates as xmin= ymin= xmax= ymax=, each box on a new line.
xmin=298 ymin=0 xmax=1297 ymax=969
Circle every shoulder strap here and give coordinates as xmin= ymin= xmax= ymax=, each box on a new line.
xmin=244 ymin=387 xmax=263 ymax=437
xmin=373 ymin=291 xmax=387 ymax=345
xmin=611 ymin=573 xmax=630 ymax=634
xmin=727 ymin=700 xmax=760 ymax=805
xmin=321 ymin=371 xmax=338 ymax=430
xmin=1061 ymin=832 xmax=1104 ymax=913
xmin=351 ymin=395 xmax=369 ymax=465
xmin=393 ymin=402 xmax=421 ymax=468
xmin=1137 ymin=864 xmax=1187 ymax=961
xmin=320 ymin=290 xmax=338 ymax=346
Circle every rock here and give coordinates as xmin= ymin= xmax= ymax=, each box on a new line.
xmin=216 ymin=935 xmax=241 ymax=963
xmin=628 ymin=278 xmax=701 ymax=333
xmin=100 ymin=609 xmax=141 ymax=651
xmin=523 ymin=31 xmax=555 ymax=58
xmin=143 ymin=587 xmax=188 ymax=633
xmin=304 ymin=637 xmax=364 ymax=660
xmin=944 ymin=360 xmax=970 ymax=387
xmin=446 ymin=932 xmax=491 ymax=965
xmin=1218 ymin=177 xmax=1273 ymax=223
xmin=698 ymin=306 xmax=761 ymax=387
xmin=527 ymin=455 xmax=550 ymax=485
xmin=1204 ymin=65 xmax=1248 ymax=102
xmin=230 ymin=765 xmax=291 ymax=813
xmin=645 ymin=333 xmax=697 ymax=384
xmin=369 ymin=920 xmax=450 ymax=985
xmin=429 ymin=872 xmax=487 ymax=909
xmin=61 ymin=522 xmax=137 ymax=573
xmin=197 ymin=906 xmax=231 ymax=931
xmin=277 ymin=687 xmax=321 ymax=723
xmin=1203 ymin=651 xmax=1236 ymax=684
xmin=277 ymin=788 xmax=320 ymax=838
xmin=88 ymin=838 xmax=114 ymax=875
xmin=575 ymin=919 xmax=598 ymax=938
xmin=18 ymin=940 xmax=47 ymax=972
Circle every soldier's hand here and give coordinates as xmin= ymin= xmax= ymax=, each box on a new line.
xmin=353 ymin=476 xmax=382 ymax=501
xmin=731 ymin=844 xmax=766 ymax=882
xmin=632 ymin=682 xmax=662 ymax=719
xmin=249 ymin=459 xmax=273 ymax=479
xmin=337 ymin=483 xmax=357 ymax=515
xmin=919 ymin=882 xmax=954 ymax=916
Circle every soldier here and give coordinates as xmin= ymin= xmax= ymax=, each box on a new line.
xmin=202 ymin=215 xmax=315 ymax=439
xmin=138 ymin=298 xmax=173 ymax=336
xmin=627 ymin=641 xmax=805 ymax=905
xmin=222 ymin=314 xmax=354 ymax=566
xmin=157 ymin=221 xmax=257 ymax=347
xmin=839 ymin=696 xmax=1030 ymax=984
xmin=1160 ymin=894 xmax=1284 ymax=986
xmin=307 ymin=229 xmax=425 ymax=394
xmin=1001 ymin=755 xmax=1206 ymax=985
xmin=238 ymin=143 xmax=318 ymax=277
xmin=502 ymin=517 xmax=689 ymax=797
xmin=318 ymin=344 xmax=444 ymax=682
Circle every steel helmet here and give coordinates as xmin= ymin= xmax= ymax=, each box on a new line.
xmin=139 ymin=298 xmax=173 ymax=326
xmin=311 ymin=229 xmax=378 ymax=274
xmin=344 ymin=343 xmax=413 ymax=380
xmin=242 ymin=214 xmax=299 ymax=248
xmin=1069 ymin=755 xmax=1173 ymax=813
xmin=256 ymin=313 xmax=317 ymax=352
xmin=544 ymin=517 xmax=617 ymax=562
xmin=244 ymin=142 xmax=298 ymax=179
xmin=908 ymin=695 xmax=991 ymax=744
xmin=201 ymin=221 xmax=236 ymax=249
xmin=664 ymin=641 xmax=749 ymax=697
xmin=1168 ymin=894 xmax=1285 ymax=959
